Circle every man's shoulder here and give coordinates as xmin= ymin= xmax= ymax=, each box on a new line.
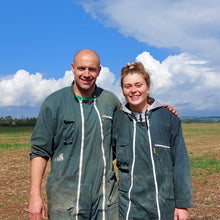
xmin=97 ymin=87 xmax=119 ymax=100
xmin=94 ymin=87 xmax=121 ymax=110
xmin=46 ymin=86 xmax=71 ymax=100
xmin=40 ymin=86 xmax=73 ymax=110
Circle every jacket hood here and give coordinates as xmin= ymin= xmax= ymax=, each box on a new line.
xmin=122 ymin=99 xmax=162 ymax=122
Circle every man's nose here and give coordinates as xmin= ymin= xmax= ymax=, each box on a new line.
xmin=84 ymin=69 xmax=90 ymax=77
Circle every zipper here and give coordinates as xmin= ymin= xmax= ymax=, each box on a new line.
xmin=126 ymin=119 xmax=136 ymax=220
xmin=76 ymin=100 xmax=85 ymax=220
xmin=145 ymin=111 xmax=161 ymax=220
xmin=94 ymin=99 xmax=106 ymax=220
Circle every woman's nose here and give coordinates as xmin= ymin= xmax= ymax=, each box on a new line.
xmin=131 ymin=86 xmax=136 ymax=93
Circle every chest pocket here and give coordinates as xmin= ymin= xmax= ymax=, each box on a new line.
xmin=154 ymin=143 xmax=173 ymax=170
xmin=63 ymin=114 xmax=76 ymax=145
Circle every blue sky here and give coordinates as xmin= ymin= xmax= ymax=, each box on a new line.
xmin=0 ymin=0 xmax=220 ymax=118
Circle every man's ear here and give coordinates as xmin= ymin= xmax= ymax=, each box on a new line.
xmin=71 ymin=63 xmax=75 ymax=74
xmin=97 ymin=66 xmax=101 ymax=76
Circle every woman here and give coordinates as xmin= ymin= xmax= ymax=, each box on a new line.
xmin=112 ymin=62 xmax=193 ymax=220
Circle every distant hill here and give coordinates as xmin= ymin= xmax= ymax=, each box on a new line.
xmin=180 ymin=117 xmax=220 ymax=123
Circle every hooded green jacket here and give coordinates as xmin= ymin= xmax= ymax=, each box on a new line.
xmin=112 ymin=100 xmax=193 ymax=220
xmin=30 ymin=83 xmax=121 ymax=219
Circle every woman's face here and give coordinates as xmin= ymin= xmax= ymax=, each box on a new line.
xmin=122 ymin=73 xmax=150 ymax=112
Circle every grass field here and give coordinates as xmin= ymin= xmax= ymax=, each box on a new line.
xmin=0 ymin=124 xmax=220 ymax=220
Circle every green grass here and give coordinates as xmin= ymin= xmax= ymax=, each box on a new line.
xmin=0 ymin=143 xmax=31 ymax=149
xmin=0 ymin=126 xmax=34 ymax=149
xmin=182 ymin=123 xmax=220 ymax=137
xmin=0 ymin=126 xmax=34 ymax=135
xmin=189 ymin=152 xmax=220 ymax=175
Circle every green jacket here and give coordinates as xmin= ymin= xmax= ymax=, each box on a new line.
xmin=30 ymin=83 xmax=121 ymax=219
xmin=112 ymin=100 xmax=193 ymax=220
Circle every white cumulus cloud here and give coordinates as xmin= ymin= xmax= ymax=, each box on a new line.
xmin=80 ymin=0 xmax=220 ymax=71
xmin=0 ymin=70 xmax=73 ymax=107
xmin=77 ymin=0 xmax=220 ymax=116
xmin=135 ymin=52 xmax=220 ymax=114
xmin=0 ymin=51 xmax=220 ymax=116
xmin=0 ymin=67 xmax=121 ymax=107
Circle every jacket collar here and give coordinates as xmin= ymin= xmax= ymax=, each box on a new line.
xmin=122 ymin=98 xmax=162 ymax=122
xmin=71 ymin=81 xmax=103 ymax=102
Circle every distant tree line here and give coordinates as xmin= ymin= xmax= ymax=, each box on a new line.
xmin=0 ymin=115 xmax=219 ymax=127
xmin=180 ymin=117 xmax=220 ymax=123
xmin=0 ymin=116 xmax=37 ymax=126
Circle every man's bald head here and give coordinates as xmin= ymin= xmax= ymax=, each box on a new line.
xmin=73 ymin=49 xmax=100 ymax=66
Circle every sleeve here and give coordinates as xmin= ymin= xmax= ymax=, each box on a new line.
xmin=30 ymin=99 xmax=55 ymax=161
xmin=110 ymin=94 xmax=121 ymax=160
xmin=171 ymin=117 xmax=194 ymax=208
xmin=112 ymin=94 xmax=122 ymax=113
xmin=116 ymin=99 xmax=122 ymax=111
xmin=112 ymin=111 xmax=120 ymax=160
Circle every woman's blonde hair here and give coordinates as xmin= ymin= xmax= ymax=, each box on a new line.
xmin=120 ymin=62 xmax=150 ymax=88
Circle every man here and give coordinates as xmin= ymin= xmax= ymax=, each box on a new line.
xmin=28 ymin=49 xmax=121 ymax=220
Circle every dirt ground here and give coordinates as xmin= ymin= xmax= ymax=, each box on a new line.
xmin=0 ymin=124 xmax=219 ymax=220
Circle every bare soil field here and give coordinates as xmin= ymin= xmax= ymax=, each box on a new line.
xmin=0 ymin=123 xmax=219 ymax=220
